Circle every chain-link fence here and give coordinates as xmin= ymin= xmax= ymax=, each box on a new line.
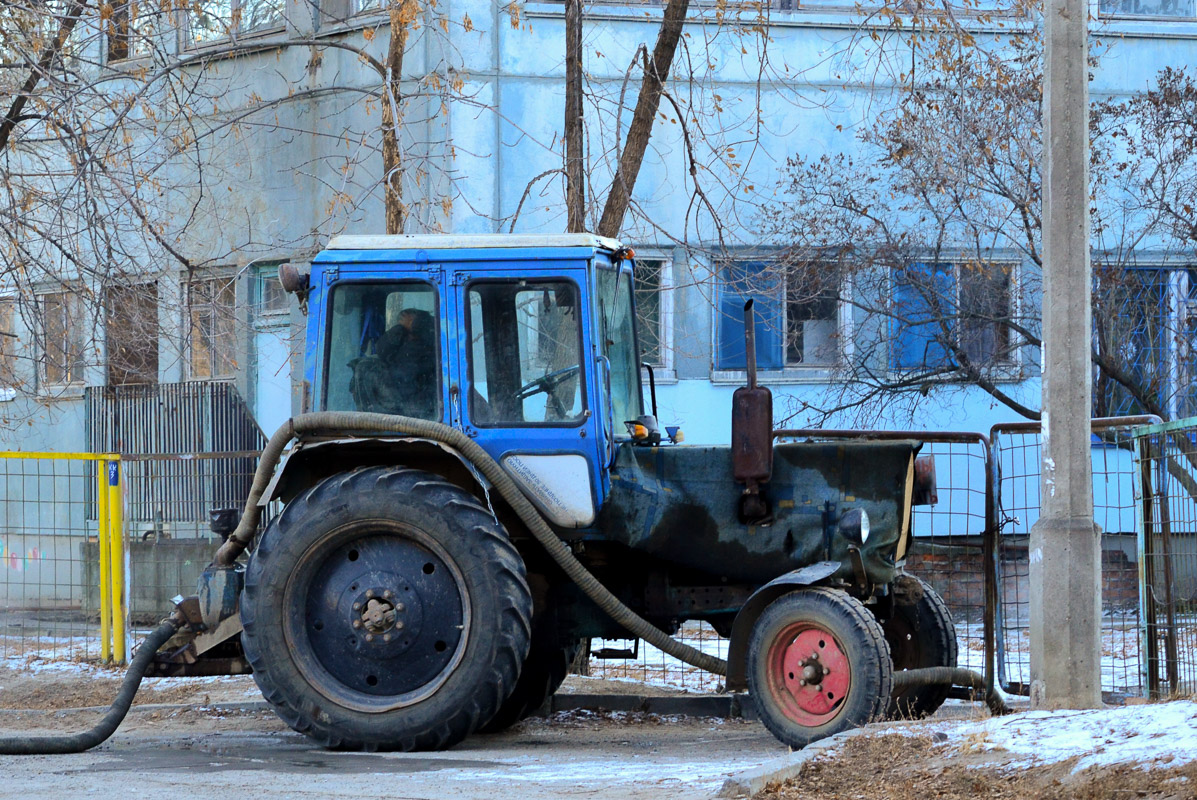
xmin=1134 ymin=417 xmax=1197 ymax=696
xmin=0 ymin=452 xmax=125 ymax=666
xmin=118 ymin=452 xmax=258 ymax=624
xmin=991 ymin=416 xmax=1161 ymax=699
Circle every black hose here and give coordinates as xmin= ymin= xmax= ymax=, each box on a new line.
xmin=0 ymin=615 xmax=183 ymax=754
xmin=892 ymin=666 xmax=1011 ymax=716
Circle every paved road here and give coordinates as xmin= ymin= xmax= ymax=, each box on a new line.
xmin=0 ymin=707 xmax=783 ymax=799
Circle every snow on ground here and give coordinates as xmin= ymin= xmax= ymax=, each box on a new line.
xmin=878 ymin=700 xmax=1197 ymax=773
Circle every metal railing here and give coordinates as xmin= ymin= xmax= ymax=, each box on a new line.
xmin=990 ymin=416 xmax=1161 ymax=698
xmin=0 ymin=452 xmax=127 ymax=665
xmin=1132 ymin=417 xmax=1197 ymax=696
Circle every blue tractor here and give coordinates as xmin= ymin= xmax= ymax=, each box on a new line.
xmin=162 ymin=234 xmax=960 ymax=752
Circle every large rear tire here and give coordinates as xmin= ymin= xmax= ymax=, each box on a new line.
xmin=748 ymin=588 xmax=892 ymax=749
xmin=880 ymin=573 xmax=957 ymax=719
xmin=241 ymin=466 xmax=532 ymax=751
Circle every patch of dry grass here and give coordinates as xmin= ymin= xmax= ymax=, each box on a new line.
xmin=757 ymin=733 xmax=1197 ymax=800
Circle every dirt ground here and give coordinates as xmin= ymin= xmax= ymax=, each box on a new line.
xmin=0 ymin=704 xmax=779 ymax=800
xmin=756 ymin=730 xmax=1197 ymax=800
xmin=0 ymin=660 xmax=688 ymax=715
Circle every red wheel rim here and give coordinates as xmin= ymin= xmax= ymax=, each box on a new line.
xmin=765 ymin=622 xmax=851 ymax=726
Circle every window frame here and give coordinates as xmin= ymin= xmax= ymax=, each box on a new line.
xmin=464 ymin=277 xmax=590 ymax=430
xmin=185 ymin=0 xmax=287 ymax=49
xmin=0 ymin=297 xmax=19 ymax=400
xmin=36 ymin=287 xmax=88 ymax=390
xmin=253 ymin=264 xmax=291 ymax=320
xmin=1097 ymin=0 xmax=1197 ymax=22
xmin=632 ymin=254 xmax=674 ymax=378
xmin=886 ymin=260 xmax=1021 ymax=379
xmin=185 ymin=273 xmax=239 ymax=382
xmin=104 ymin=281 xmax=160 ymax=386
xmin=105 ymin=1 xmax=165 ymax=63
xmin=710 ymin=257 xmax=853 ymax=384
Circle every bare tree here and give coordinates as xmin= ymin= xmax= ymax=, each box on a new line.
xmin=0 ymin=0 xmax=466 ymax=410
xmin=758 ymin=12 xmax=1197 ymax=426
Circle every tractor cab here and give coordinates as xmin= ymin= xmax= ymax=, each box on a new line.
xmin=305 ymin=233 xmax=642 ymax=527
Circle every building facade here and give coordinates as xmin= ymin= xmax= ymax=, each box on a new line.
xmin=2 ymin=0 xmax=1197 ymax=455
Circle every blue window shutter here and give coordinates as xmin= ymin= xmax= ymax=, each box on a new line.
xmin=717 ymin=262 xmax=784 ymax=370
xmin=890 ymin=263 xmax=956 ymax=370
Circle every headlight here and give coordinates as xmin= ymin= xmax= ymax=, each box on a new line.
xmin=838 ymin=508 xmax=870 ymax=545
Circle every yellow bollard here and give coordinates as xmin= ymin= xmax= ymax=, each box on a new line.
xmin=97 ymin=462 xmax=112 ymax=664
xmin=107 ymin=460 xmax=127 ymax=665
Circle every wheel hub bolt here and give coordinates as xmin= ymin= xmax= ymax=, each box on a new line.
xmin=823 ymin=667 xmax=830 ymax=676
xmin=365 ymin=589 xmax=376 ymax=599
xmin=352 ymin=602 xmax=361 ymax=611
xmin=816 ymin=684 xmax=824 ymax=692
xmin=352 ymin=620 xmax=362 ymax=629
xmin=383 ymin=590 xmax=394 ymax=600
xmin=365 ymin=633 xmax=374 ymax=643
xmin=383 ymin=633 xmax=392 ymax=642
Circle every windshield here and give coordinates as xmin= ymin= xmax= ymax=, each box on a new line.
xmin=596 ymin=266 xmax=642 ymax=428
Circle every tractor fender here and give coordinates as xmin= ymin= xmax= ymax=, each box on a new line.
xmin=724 ymin=561 xmax=842 ymax=692
xmin=261 ymin=436 xmax=494 ymax=509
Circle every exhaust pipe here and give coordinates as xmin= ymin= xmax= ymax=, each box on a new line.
xmin=732 ymin=300 xmax=773 ymax=522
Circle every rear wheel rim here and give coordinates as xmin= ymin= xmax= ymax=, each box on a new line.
xmin=282 ymin=521 xmax=471 ymax=713
xmin=766 ymin=622 xmax=852 ymax=727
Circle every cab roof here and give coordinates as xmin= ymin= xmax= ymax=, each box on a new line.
xmin=326 ymin=233 xmax=624 ymax=252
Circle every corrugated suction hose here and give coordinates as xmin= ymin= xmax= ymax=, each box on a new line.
xmin=212 ymin=412 xmax=729 ymax=676
xmin=0 ymin=614 xmax=183 ymax=754
xmin=893 ymin=667 xmax=1011 ymax=716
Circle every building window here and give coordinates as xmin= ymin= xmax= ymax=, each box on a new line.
xmin=0 ymin=299 xmax=17 ymax=394
xmin=254 ymin=266 xmax=290 ymax=317
xmin=188 ymin=277 xmax=237 ymax=380
xmin=715 ymin=260 xmax=845 ymax=371
xmin=105 ymin=2 xmax=161 ymax=62
xmin=889 ymin=262 xmax=1014 ymax=372
xmin=188 ymin=0 xmax=285 ymax=45
xmin=1099 ymin=0 xmax=1196 ymax=19
xmin=39 ymin=290 xmax=87 ymax=386
xmin=105 ymin=283 xmax=159 ymax=385
xmin=633 ymin=258 xmax=671 ymax=370
xmin=1093 ymin=266 xmax=1197 ymax=419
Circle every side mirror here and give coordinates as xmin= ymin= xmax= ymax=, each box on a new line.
xmin=278 ymin=263 xmax=310 ymax=295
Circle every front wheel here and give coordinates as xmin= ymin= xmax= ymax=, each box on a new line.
xmin=241 ymin=467 xmax=532 ymax=751
xmin=747 ymin=588 xmax=892 ymax=749
xmin=880 ymin=573 xmax=957 ymax=719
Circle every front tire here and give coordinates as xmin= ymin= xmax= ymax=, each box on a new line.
xmin=241 ymin=467 xmax=532 ymax=751
xmin=880 ymin=573 xmax=957 ymax=718
xmin=748 ymin=588 xmax=892 ymax=749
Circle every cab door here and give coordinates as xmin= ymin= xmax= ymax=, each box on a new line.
xmin=445 ymin=263 xmax=605 ymax=529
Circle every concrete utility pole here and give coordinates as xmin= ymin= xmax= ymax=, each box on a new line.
xmin=1030 ymin=0 xmax=1103 ymax=708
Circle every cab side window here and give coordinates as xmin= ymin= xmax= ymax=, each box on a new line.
xmin=467 ymin=280 xmax=586 ymax=425
xmin=324 ymin=282 xmax=440 ymax=420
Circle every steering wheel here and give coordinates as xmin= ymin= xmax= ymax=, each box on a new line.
xmin=513 ymin=365 xmax=581 ymax=417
